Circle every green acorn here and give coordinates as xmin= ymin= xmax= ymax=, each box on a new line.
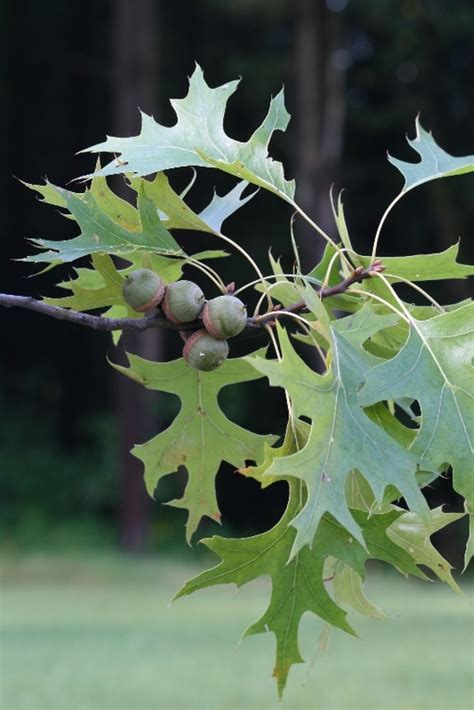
xmin=122 ymin=269 xmax=165 ymax=313
xmin=202 ymin=295 xmax=247 ymax=339
xmin=162 ymin=280 xmax=205 ymax=324
xmin=183 ymin=329 xmax=229 ymax=371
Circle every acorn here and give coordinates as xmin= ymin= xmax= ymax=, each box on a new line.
xmin=162 ymin=280 xmax=205 ymax=324
xmin=183 ymin=329 xmax=229 ymax=371
xmin=202 ymin=295 xmax=247 ymax=339
xmin=122 ymin=269 xmax=165 ymax=312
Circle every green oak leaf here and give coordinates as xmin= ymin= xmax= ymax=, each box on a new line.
xmin=254 ymin=253 xmax=305 ymax=305
xmin=307 ymin=242 xmax=343 ymax=284
xmin=332 ymin=561 xmax=387 ymax=619
xmin=387 ymin=507 xmax=464 ymax=593
xmin=358 ymin=243 xmax=473 ymax=283
xmin=25 ymin=164 xmax=140 ymax=232
xmin=238 ymin=418 xmax=310 ymax=489
xmin=130 ymin=173 xmax=257 ymax=234
xmin=330 ymin=188 xmax=353 ymax=252
xmin=359 ymin=302 xmax=474 ymax=565
xmin=90 ymin=171 xmax=141 ymax=231
xmin=244 ymin=398 xmax=432 ymax=519
xmin=111 ymin=351 xmax=276 ymax=542
xmin=341 ymin=509 xmax=425 ymax=579
xmin=316 ymin=557 xmax=387 ymax=655
xmin=175 ymin=480 xmax=354 ymax=697
xmin=45 ymin=253 xmax=130 ymax=313
xmin=249 ymin=312 xmax=430 ymax=555
xmin=346 ymin=468 xmax=462 ymax=592
xmin=175 ymin=483 xmax=355 ymax=697
xmin=175 ymin=479 xmax=422 ymax=697
xmin=21 ymin=178 xmax=70 ymax=210
xmin=23 ymin=183 xmax=183 ymax=263
xmin=82 ymin=64 xmax=295 ymax=200
xmin=389 ymin=116 xmax=474 ymax=193
xmin=24 ymin=169 xmax=255 ymax=239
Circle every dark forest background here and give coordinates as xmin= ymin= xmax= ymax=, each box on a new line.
xmin=1 ymin=0 xmax=472 ymax=565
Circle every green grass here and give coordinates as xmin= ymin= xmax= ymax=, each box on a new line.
xmin=1 ymin=552 xmax=472 ymax=710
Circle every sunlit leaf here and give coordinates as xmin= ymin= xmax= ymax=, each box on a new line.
xmin=387 ymin=507 xmax=464 ymax=593
xmin=130 ymin=172 xmax=257 ymax=234
xmin=82 ymin=64 xmax=295 ymax=200
xmin=23 ymin=184 xmax=183 ymax=263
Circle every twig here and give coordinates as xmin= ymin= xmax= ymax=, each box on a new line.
xmin=252 ymin=260 xmax=385 ymax=327
xmin=0 ymin=262 xmax=384 ymax=334
xmin=0 ymin=294 xmax=183 ymax=332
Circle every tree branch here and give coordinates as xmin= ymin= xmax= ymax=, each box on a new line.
xmin=0 ymin=261 xmax=384 ymax=334
xmin=0 ymin=294 xmax=182 ymax=332
xmin=252 ymin=259 xmax=385 ymax=327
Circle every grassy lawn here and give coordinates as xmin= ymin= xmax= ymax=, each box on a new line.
xmin=1 ymin=551 xmax=472 ymax=710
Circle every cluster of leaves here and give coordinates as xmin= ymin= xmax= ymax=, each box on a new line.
xmin=20 ymin=66 xmax=473 ymax=697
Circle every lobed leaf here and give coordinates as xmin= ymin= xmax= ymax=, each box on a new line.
xmin=82 ymin=64 xmax=295 ymax=201
xmin=359 ymin=302 xmax=474 ymax=566
xmin=357 ymin=243 xmax=473 ymax=283
xmin=248 ymin=308 xmax=431 ymax=555
xmin=23 ymin=184 xmax=183 ymax=263
xmin=387 ymin=507 xmax=464 ymax=593
xmin=333 ymin=562 xmax=387 ymax=619
xmin=389 ymin=116 xmax=474 ymax=193
xmin=111 ymin=351 xmax=276 ymax=542
xmin=129 ymin=172 xmax=257 ymax=234
xmin=175 ymin=478 xmax=423 ymax=696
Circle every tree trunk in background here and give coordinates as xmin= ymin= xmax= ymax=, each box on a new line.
xmin=112 ymin=0 xmax=161 ymax=551
xmin=294 ymin=0 xmax=346 ymax=269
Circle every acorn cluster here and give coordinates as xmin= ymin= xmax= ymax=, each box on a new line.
xmin=121 ymin=269 xmax=247 ymax=371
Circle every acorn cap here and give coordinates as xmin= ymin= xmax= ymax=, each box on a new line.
xmin=202 ymin=295 xmax=247 ymax=339
xmin=122 ymin=269 xmax=165 ymax=312
xmin=162 ymin=280 xmax=205 ymax=324
xmin=183 ymin=329 xmax=229 ymax=371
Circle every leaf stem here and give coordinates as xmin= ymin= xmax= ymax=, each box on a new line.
xmin=289 ymin=212 xmax=302 ymax=274
xmin=349 ymin=288 xmax=409 ymax=322
xmin=256 ymin=310 xmax=315 ymax=331
xmin=384 ymin=273 xmax=446 ymax=312
xmin=234 ymin=273 xmax=322 ymax=298
xmin=370 ymin=191 xmax=405 ymax=263
xmin=264 ymin=323 xmax=298 ymax=444
xmin=214 ymin=230 xmax=273 ymax=310
xmin=184 ymin=256 xmax=227 ymax=293
xmin=321 ymin=247 xmax=355 ymax=289
xmin=289 ymin=201 xmax=353 ymax=271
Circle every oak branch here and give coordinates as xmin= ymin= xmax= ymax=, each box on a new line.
xmin=0 ymin=261 xmax=384 ymax=333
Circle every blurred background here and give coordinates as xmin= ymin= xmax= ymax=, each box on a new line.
xmin=1 ymin=1 xmax=473 ymax=708
xmin=1 ymin=0 xmax=473 ymax=556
